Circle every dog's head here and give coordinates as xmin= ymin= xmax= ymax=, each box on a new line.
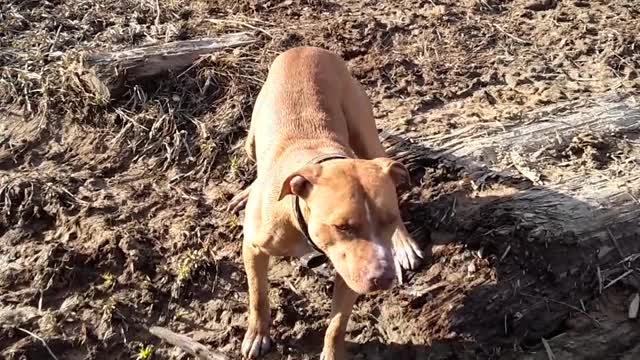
xmin=278 ymin=158 xmax=409 ymax=294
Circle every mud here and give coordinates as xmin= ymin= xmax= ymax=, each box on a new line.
xmin=1 ymin=0 xmax=639 ymax=359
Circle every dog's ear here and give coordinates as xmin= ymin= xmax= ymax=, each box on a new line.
xmin=278 ymin=165 xmax=321 ymax=201
xmin=374 ymin=157 xmax=410 ymax=190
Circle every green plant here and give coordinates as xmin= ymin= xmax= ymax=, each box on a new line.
xmin=101 ymin=273 xmax=116 ymax=290
xmin=135 ymin=344 xmax=153 ymax=360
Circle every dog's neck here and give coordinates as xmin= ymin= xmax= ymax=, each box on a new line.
xmin=294 ymin=151 xmax=349 ymax=260
xmin=278 ymin=142 xmax=355 ymax=267
xmin=280 ymin=141 xmax=354 ymax=168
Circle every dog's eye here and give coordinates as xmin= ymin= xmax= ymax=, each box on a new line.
xmin=334 ymin=224 xmax=353 ymax=233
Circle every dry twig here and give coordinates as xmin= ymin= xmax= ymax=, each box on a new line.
xmin=148 ymin=326 xmax=229 ymax=360
xmin=17 ymin=328 xmax=60 ymax=360
xmin=493 ymin=24 xmax=532 ymax=45
xmin=541 ymin=338 xmax=557 ymax=360
xmin=604 ymin=269 xmax=634 ymax=290
xmin=520 ymin=292 xmax=601 ymax=327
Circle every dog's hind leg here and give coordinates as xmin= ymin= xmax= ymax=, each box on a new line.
xmin=228 ymin=108 xmax=258 ymax=214
xmin=228 ymin=182 xmax=254 ymax=213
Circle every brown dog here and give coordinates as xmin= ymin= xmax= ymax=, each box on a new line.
xmin=229 ymin=47 xmax=423 ymax=359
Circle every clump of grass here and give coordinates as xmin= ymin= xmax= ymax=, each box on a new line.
xmin=0 ymin=175 xmax=77 ymax=231
xmin=171 ymin=249 xmax=212 ymax=299
xmin=176 ymin=250 xmax=200 ymax=284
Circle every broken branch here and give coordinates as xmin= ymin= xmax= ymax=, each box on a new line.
xmin=148 ymin=326 xmax=229 ymax=360
xmin=85 ymin=32 xmax=255 ymax=96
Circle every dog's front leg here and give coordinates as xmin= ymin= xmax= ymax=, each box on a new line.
xmin=321 ymin=274 xmax=359 ymax=360
xmin=241 ymin=239 xmax=272 ymax=358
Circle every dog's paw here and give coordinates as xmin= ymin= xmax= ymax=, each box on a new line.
xmin=320 ymin=351 xmax=334 ymax=360
xmin=320 ymin=348 xmax=344 ymax=360
xmin=392 ymin=228 xmax=424 ymax=272
xmin=228 ymin=185 xmax=252 ymax=214
xmin=241 ymin=327 xmax=271 ymax=359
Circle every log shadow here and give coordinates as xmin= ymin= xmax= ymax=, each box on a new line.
xmin=340 ymin=129 xmax=640 ymax=359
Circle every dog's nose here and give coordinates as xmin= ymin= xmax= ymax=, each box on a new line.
xmin=369 ymin=272 xmax=395 ymax=291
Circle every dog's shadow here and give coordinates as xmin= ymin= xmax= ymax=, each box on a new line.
xmin=347 ymin=339 xmax=438 ymax=359
xmin=333 ymin=128 xmax=640 ymax=359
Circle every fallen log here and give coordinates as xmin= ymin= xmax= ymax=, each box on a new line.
xmin=386 ymin=94 xmax=640 ymax=267
xmin=381 ymin=94 xmax=640 ymax=347
xmin=85 ymin=32 xmax=255 ymax=96
xmin=148 ymin=326 xmax=229 ymax=360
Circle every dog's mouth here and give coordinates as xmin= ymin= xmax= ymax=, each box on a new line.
xmin=299 ymin=242 xmax=397 ymax=293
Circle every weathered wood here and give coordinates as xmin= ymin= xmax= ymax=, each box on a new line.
xmin=148 ymin=326 xmax=229 ymax=360
xmin=85 ymin=32 xmax=255 ymax=95
xmin=386 ymin=95 xmax=640 ymax=267
xmin=424 ymin=95 xmax=639 ymax=161
xmin=377 ymin=95 xmax=640 ymax=355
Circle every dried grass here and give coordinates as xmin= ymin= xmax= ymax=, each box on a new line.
xmin=2 ymin=0 xmax=640 ymax=358
xmin=0 ymin=0 xmax=290 ymax=188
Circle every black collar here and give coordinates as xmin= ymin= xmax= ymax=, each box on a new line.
xmin=294 ymin=153 xmax=348 ymax=268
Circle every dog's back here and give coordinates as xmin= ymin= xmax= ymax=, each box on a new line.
xmin=251 ymin=47 xmax=354 ymax=174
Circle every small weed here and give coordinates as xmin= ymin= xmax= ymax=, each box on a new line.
xmin=172 ymin=249 xmax=211 ymax=299
xmin=228 ymin=214 xmax=242 ymax=229
xmin=101 ymin=273 xmax=116 ymax=290
xmin=176 ymin=250 xmax=200 ymax=284
xmin=135 ymin=344 xmax=153 ymax=360
xmin=199 ymin=140 xmax=217 ymax=159
xmin=229 ymin=155 xmax=240 ymax=176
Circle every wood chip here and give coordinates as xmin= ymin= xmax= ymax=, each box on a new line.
xmin=629 ymin=293 xmax=639 ymax=319
xmin=510 ymin=150 xmax=544 ymax=185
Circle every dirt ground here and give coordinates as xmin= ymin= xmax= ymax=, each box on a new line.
xmin=1 ymin=0 xmax=639 ymax=359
